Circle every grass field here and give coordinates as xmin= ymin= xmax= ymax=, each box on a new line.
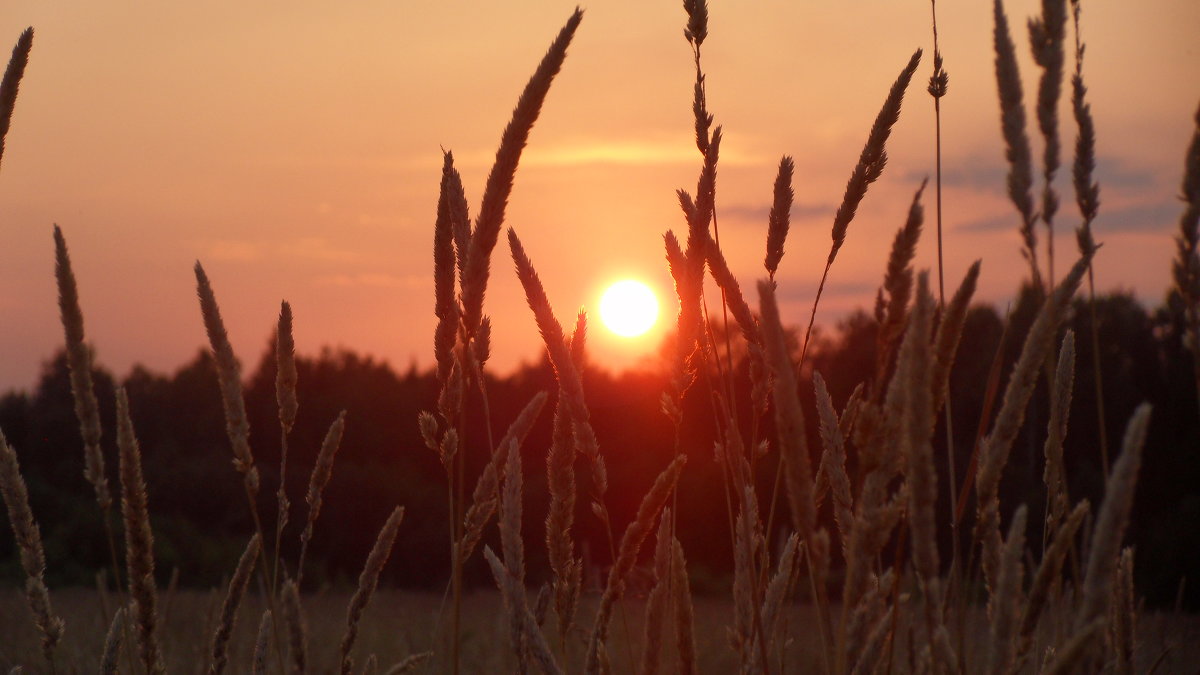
xmin=3 ymin=0 xmax=1200 ymax=673
xmin=3 ymin=588 xmax=1200 ymax=673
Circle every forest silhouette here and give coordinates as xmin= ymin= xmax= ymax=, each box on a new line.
xmin=2 ymin=286 xmax=1197 ymax=610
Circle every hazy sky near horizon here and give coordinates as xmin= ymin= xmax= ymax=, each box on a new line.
xmin=0 ymin=1 xmax=1197 ymax=391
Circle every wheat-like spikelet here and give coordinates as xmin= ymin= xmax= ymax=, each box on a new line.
xmin=297 ymin=411 xmax=346 ymax=585
xmin=280 ymin=579 xmax=307 ymax=675
xmin=434 ymin=151 xmax=461 ymax=383
xmin=1172 ymin=102 xmax=1200 ymax=400
xmin=705 ymin=236 xmax=758 ymax=345
xmin=928 ymin=0 xmax=949 ymax=308
xmin=993 ymin=0 xmax=1040 ymax=289
xmin=975 ymin=251 xmax=1091 ymax=586
xmin=437 ymin=151 xmax=470 ymax=287
xmin=252 ymin=610 xmax=272 ymax=675
xmin=585 ymin=455 xmax=686 ymax=674
xmin=498 ymin=438 xmax=528 ymax=670
xmin=684 ymin=129 xmax=722 ymax=261
xmin=274 ymin=301 xmax=297 ymax=594
xmin=763 ymin=155 xmax=794 ymax=280
xmin=508 ymin=230 xmax=598 ymax=458
xmin=1108 ymin=547 xmax=1136 ymax=674
xmin=0 ymin=27 xmax=33 ymax=171
xmin=339 ymin=506 xmax=404 ymax=675
xmin=760 ymin=532 xmax=800 ymax=659
xmin=1076 ymin=404 xmax=1150 ymax=632
xmin=639 ymin=510 xmax=673 ymax=675
xmin=483 ymin=547 xmax=563 ymax=675
xmin=930 ymin=260 xmax=981 ymax=416
xmin=683 ymin=0 xmax=708 ymax=47
xmin=987 ymin=505 xmax=1027 ymax=675
xmin=800 ymin=49 xmax=922 ymax=365
xmin=500 ymin=437 xmax=526 ymax=588
xmin=1028 ymin=0 xmax=1067 ymax=281
xmin=730 ymin=486 xmax=762 ymax=664
xmin=1020 ymin=500 xmax=1088 ymax=643
xmin=902 ymin=275 xmax=938 ymax=586
xmin=757 ymin=280 xmax=816 ymax=537
xmin=927 ymin=9 xmax=948 ymax=102
xmin=276 ymin=302 xmax=298 ymax=433
xmin=1044 ymin=331 xmax=1076 ymax=536
xmin=459 ymin=392 xmax=547 ymax=562
xmin=474 ymin=316 xmax=493 ymax=369
xmin=209 ymin=534 xmax=261 ymax=675
xmin=663 ymin=229 xmax=703 ymax=390
xmin=813 ymin=372 xmax=853 ymax=558
xmin=53 ymin=225 xmax=111 ymax=512
xmin=545 ymin=393 xmax=580 ymax=639
xmin=831 ymin=49 xmax=922 ymax=266
xmin=100 ymin=606 xmax=125 ymax=675
xmin=116 ymin=387 xmax=164 ymax=675
xmin=874 ymin=180 xmax=927 ymax=386
xmin=684 ymin=0 xmax=711 ymax=154
xmin=194 ymin=262 xmax=260 ymax=493
xmin=459 ymin=8 xmax=583 ymax=337
xmin=670 ymin=537 xmax=698 ymax=675
xmin=1070 ymin=0 xmax=1099 ymax=254
xmin=1070 ymin=0 xmax=1109 ymax=474
xmin=0 ymin=430 xmax=64 ymax=662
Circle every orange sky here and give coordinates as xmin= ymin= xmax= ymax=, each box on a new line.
xmin=1 ymin=1 xmax=1197 ymax=390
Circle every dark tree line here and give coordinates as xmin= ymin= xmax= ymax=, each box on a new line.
xmin=1 ymin=290 xmax=1197 ymax=609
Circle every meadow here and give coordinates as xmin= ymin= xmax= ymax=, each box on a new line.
xmin=3 ymin=1 xmax=1200 ymax=673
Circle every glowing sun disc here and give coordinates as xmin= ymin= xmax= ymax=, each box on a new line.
xmin=599 ymin=280 xmax=658 ymax=337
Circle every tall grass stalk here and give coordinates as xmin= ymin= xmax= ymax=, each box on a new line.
xmin=115 ymin=387 xmax=165 ymax=675
xmin=1172 ymin=100 xmax=1200 ymax=418
xmin=340 ymin=507 xmax=404 ymax=674
xmin=436 ymin=11 xmax=581 ymax=670
xmin=1029 ymin=0 xmax=1067 ymax=287
xmin=194 ymin=262 xmax=286 ymax=673
xmin=53 ymin=226 xmax=130 ymax=628
xmin=0 ymin=27 xmax=33 ymax=172
xmin=975 ymin=253 xmax=1090 ymax=589
xmin=1069 ymin=0 xmax=1110 ymax=474
xmin=993 ymin=0 xmax=1041 ymax=292
xmin=273 ymin=302 xmax=298 ymax=595
xmin=0 ymin=431 xmax=63 ymax=668
xmin=798 ymin=49 xmax=922 ymax=367
xmin=927 ymin=0 xmax=964 ymax=590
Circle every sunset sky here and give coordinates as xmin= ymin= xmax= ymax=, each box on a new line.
xmin=0 ymin=1 xmax=1197 ymax=391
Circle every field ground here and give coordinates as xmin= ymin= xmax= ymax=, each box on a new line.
xmin=3 ymin=587 xmax=1199 ymax=673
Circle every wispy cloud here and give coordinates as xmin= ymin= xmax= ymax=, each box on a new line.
xmin=313 ymin=273 xmax=427 ymax=289
xmin=720 ymin=201 xmax=836 ymax=225
xmin=904 ymin=155 xmax=1162 ymax=196
xmin=1096 ymin=200 xmax=1181 ymax=234
xmin=957 ymin=212 xmax=1017 ymax=233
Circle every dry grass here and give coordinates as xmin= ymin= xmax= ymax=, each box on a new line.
xmin=1 ymin=1 xmax=1198 ymax=673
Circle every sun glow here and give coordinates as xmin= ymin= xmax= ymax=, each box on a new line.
xmin=599 ymin=280 xmax=659 ymax=338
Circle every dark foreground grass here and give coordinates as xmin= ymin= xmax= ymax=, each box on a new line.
xmin=3 ymin=588 xmax=1198 ymax=673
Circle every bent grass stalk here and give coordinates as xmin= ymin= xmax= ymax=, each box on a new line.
xmin=798 ymin=48 xmax=923 ymax=368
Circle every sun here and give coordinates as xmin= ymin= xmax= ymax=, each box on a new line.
xmin=599 ymin=280 xmax=659 ymax=337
